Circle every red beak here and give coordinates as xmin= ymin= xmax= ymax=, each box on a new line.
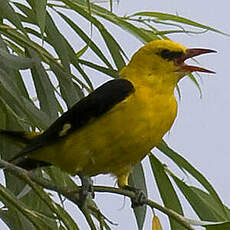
xmin=175 ymin=48 xmax=216 ymax=73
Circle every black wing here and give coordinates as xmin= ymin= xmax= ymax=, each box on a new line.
xmin=21 ymin=78 xmax=135 ymax=154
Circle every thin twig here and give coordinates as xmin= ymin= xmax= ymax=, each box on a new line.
xmin=0 ymin=159 xmax=195 ymax=230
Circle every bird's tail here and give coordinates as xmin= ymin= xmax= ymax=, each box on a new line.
xmin=0 ymin=129 xmax=50 ymax=170
xmin=0 ymin=129 xmax=40 ymax=145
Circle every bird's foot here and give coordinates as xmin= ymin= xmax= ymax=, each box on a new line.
xmin=123 ymin=185 xmax=147 ymax=208
xmin=78 ymin=174 xmax=94 ymax=207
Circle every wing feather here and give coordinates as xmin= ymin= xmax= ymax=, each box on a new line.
xmin=19 ymin=79 xmax=134 ymax=155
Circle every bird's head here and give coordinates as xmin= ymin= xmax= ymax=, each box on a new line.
xmin=122 ymin=40 xmax=216 ymax=87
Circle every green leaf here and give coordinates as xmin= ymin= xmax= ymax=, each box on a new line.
xmin=170 ymin=174 xmax=222 ymax=221
xmin=26 ymin=48 xmax=59 ymax=121
xmin=129 ymin=163 xmax=147 ymax=230
xmin=205 ymin=222 xmax=230 ymax=230
xmin=68 ymin=0 xmax=159 ymax=43
xmin=50 ymin=63 xmax=84 ymax=108
xmin=149 ymin=154 xmax=185 ymax=230
xmin=0 ymin=0 xmax=25 ymax=32
xmin=191 ymin=187 xmax=230 ymax=219
xmin=12 ymin=2 xmax=36 ymax=23
xmin=130 ymin=12 xmax=228 ymax=36
xmin=56 ymin=11 xmax=113 ymax=68
xmin=59 ymin=0 xmax=126 ymax=70
xmin=0 ymin=209 xmax=36 ymax=230
xmin=0 ymin=68 xmax=38 ymax=128
xmin=20 ymin=97 xmax=51 ymax=129
xmin=0 ymin=184 xmax=57 ymax=230
xmin=78 ymin=59 xmax=119 ymax=78
xmin=157 ymin=141 xmax=228 ymax=219
xmin=0 ymin=48 xmax=34 ymax=70
xmin=54 ymin=203 xmax=80 ymax=230
xmin=71 ymin=61 xmax=94 ymax=91
xmin=188 ymin=73 xmax=202 ymax=98
xmin=45 ymin=12 xmax=71 ymax=72
xmin=34 ymin=0 xmax=47 ymax=37
xmin=76 ymin=44 xmax=89 ymax=58
xmin=0 ymin=35 xmax=30 ymax=99
xmin=44 ymin=167 xmax=78 ymax=190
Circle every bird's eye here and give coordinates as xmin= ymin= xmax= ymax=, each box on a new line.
xmin=157 ymin=49 xmax=183 ymax=61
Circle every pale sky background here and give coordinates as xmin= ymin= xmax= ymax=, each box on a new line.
xmin=1 ymin=0 xmax=230 ymax=229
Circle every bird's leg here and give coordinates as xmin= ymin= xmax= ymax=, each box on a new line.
xmin=78 ymin=173 xmax=94 ymax=206
xmin=123 ymin=185 xmax=147 ymax=208
xmin=118 ymin=173 xmax=147 ymax=208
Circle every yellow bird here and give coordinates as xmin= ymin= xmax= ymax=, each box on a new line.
xmin=0 ymin=40 xmax=215 ymax=203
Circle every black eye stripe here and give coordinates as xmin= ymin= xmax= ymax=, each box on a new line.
xmin=157 ymin=49 xmax=183 ymax=61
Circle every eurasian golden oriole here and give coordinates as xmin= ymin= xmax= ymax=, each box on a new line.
xmin=0 ymin=40 xmax=215 ymax=192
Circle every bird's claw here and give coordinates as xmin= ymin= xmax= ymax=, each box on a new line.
xmin=123 ymin=185 xmax=147 ymax=208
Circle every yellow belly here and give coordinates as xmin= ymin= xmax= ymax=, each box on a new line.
xmin=31 ymin=86 xmax=177 ymax=178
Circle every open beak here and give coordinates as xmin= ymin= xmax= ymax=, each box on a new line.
xmin=175 ymin=48 xmax=216 ymax=73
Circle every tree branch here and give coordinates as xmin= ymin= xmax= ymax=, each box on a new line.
xmin=0 ymin=159 xmax=195 ymax=230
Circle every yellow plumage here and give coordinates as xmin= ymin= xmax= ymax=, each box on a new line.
xmin=1 ymin=39 xmax=215 ymax=188
xmin=30 ymin=40 xmax=184 ymax=186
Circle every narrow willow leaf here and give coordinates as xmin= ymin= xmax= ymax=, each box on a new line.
xmin=16 ymin=5 xmax=94 ymax=91
xmin=54 ymin=203 xmax=80 ymax=230
xmin=67 ymin=0 xmax=160 ymax=42
xmin=60 ymin=0 xmax=126 ymax=70
xmin=76 ymin=44 xmax=89 ymax=58
xmin=0 ymin=26 xmax=52 ymax=61
xmin=170 ymin=173 xmax=221 ymax=221
xmin=183 ymin=219 xmax=230 ymax=227
xmin=157 ymin=141 xmax=228 ymax=219
xmin=0 ymin=35 xmax=30 ymax=99
xmin=56 ymin=11 xmax=113 ymax=68
xmin=44 ymin=167 xmax=78 ymax=190
xmin=0 ymin=48 xmax=34 ymax=70
xmin=23 ymin=0 xmax=47 ymax=37
xmin=0 ymin=209 xmax=36 ymax=230
xmin=0 ymin=68 xmax=25 ymax=99
xmin=21 ymin=172 xmax=79 ymax=230
xmin=87 ymin=199 xmax=112 ymax=230
xmin=50 ymin=63 xmax=83 ymax=108
xmin=0 ymin=103 xmax=7 ymax=128
xmin=13 ymin=7 xmax=94 ymax=94
xmin=34 ymin=0 xmax=47 ymax=37
xmin=13 ymin=2 xmax=36 ymax=23
xmin=0 ymin=68 xmax=38 ymax=128
xmin=191 ymin=187 xmax=230 ymax=219
xmin=27 ymin=48 xmax=59 ymax=121
xmin=72 ymin=61 xmax=94 ymax=91
xmin=188 ymin=73 xmax=202 ymax=98
xmin=78 ymin=59 xmax=119 ymax=78
xmin=205 ymin=222 xmax=230 ymax=230
xmin=99 ymin=27 xmax=126 ymax=70
xmin=21 ymin=97 xmax=51 ymax=129
xmin=130 ymin=12 xmax=228 ymax=36
xmin=149 ymin=154 xmax=185 ymax=230
xmin=0 ymin=88 xmax=30 ymax=130
xmin=129 ymin=163 xmax=147 ymax=230
xmin=0 ymin=184 xmax=57 ymax=230
xmin=0 ymin=0 xmax=25 ymax=33
xmin=95 ymin=10 xmax=158 ymax=42
xmin=45 ymin=12 xmax=71 ymax=72
xmin=12 ymin=71 xmax=30 ymax=101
